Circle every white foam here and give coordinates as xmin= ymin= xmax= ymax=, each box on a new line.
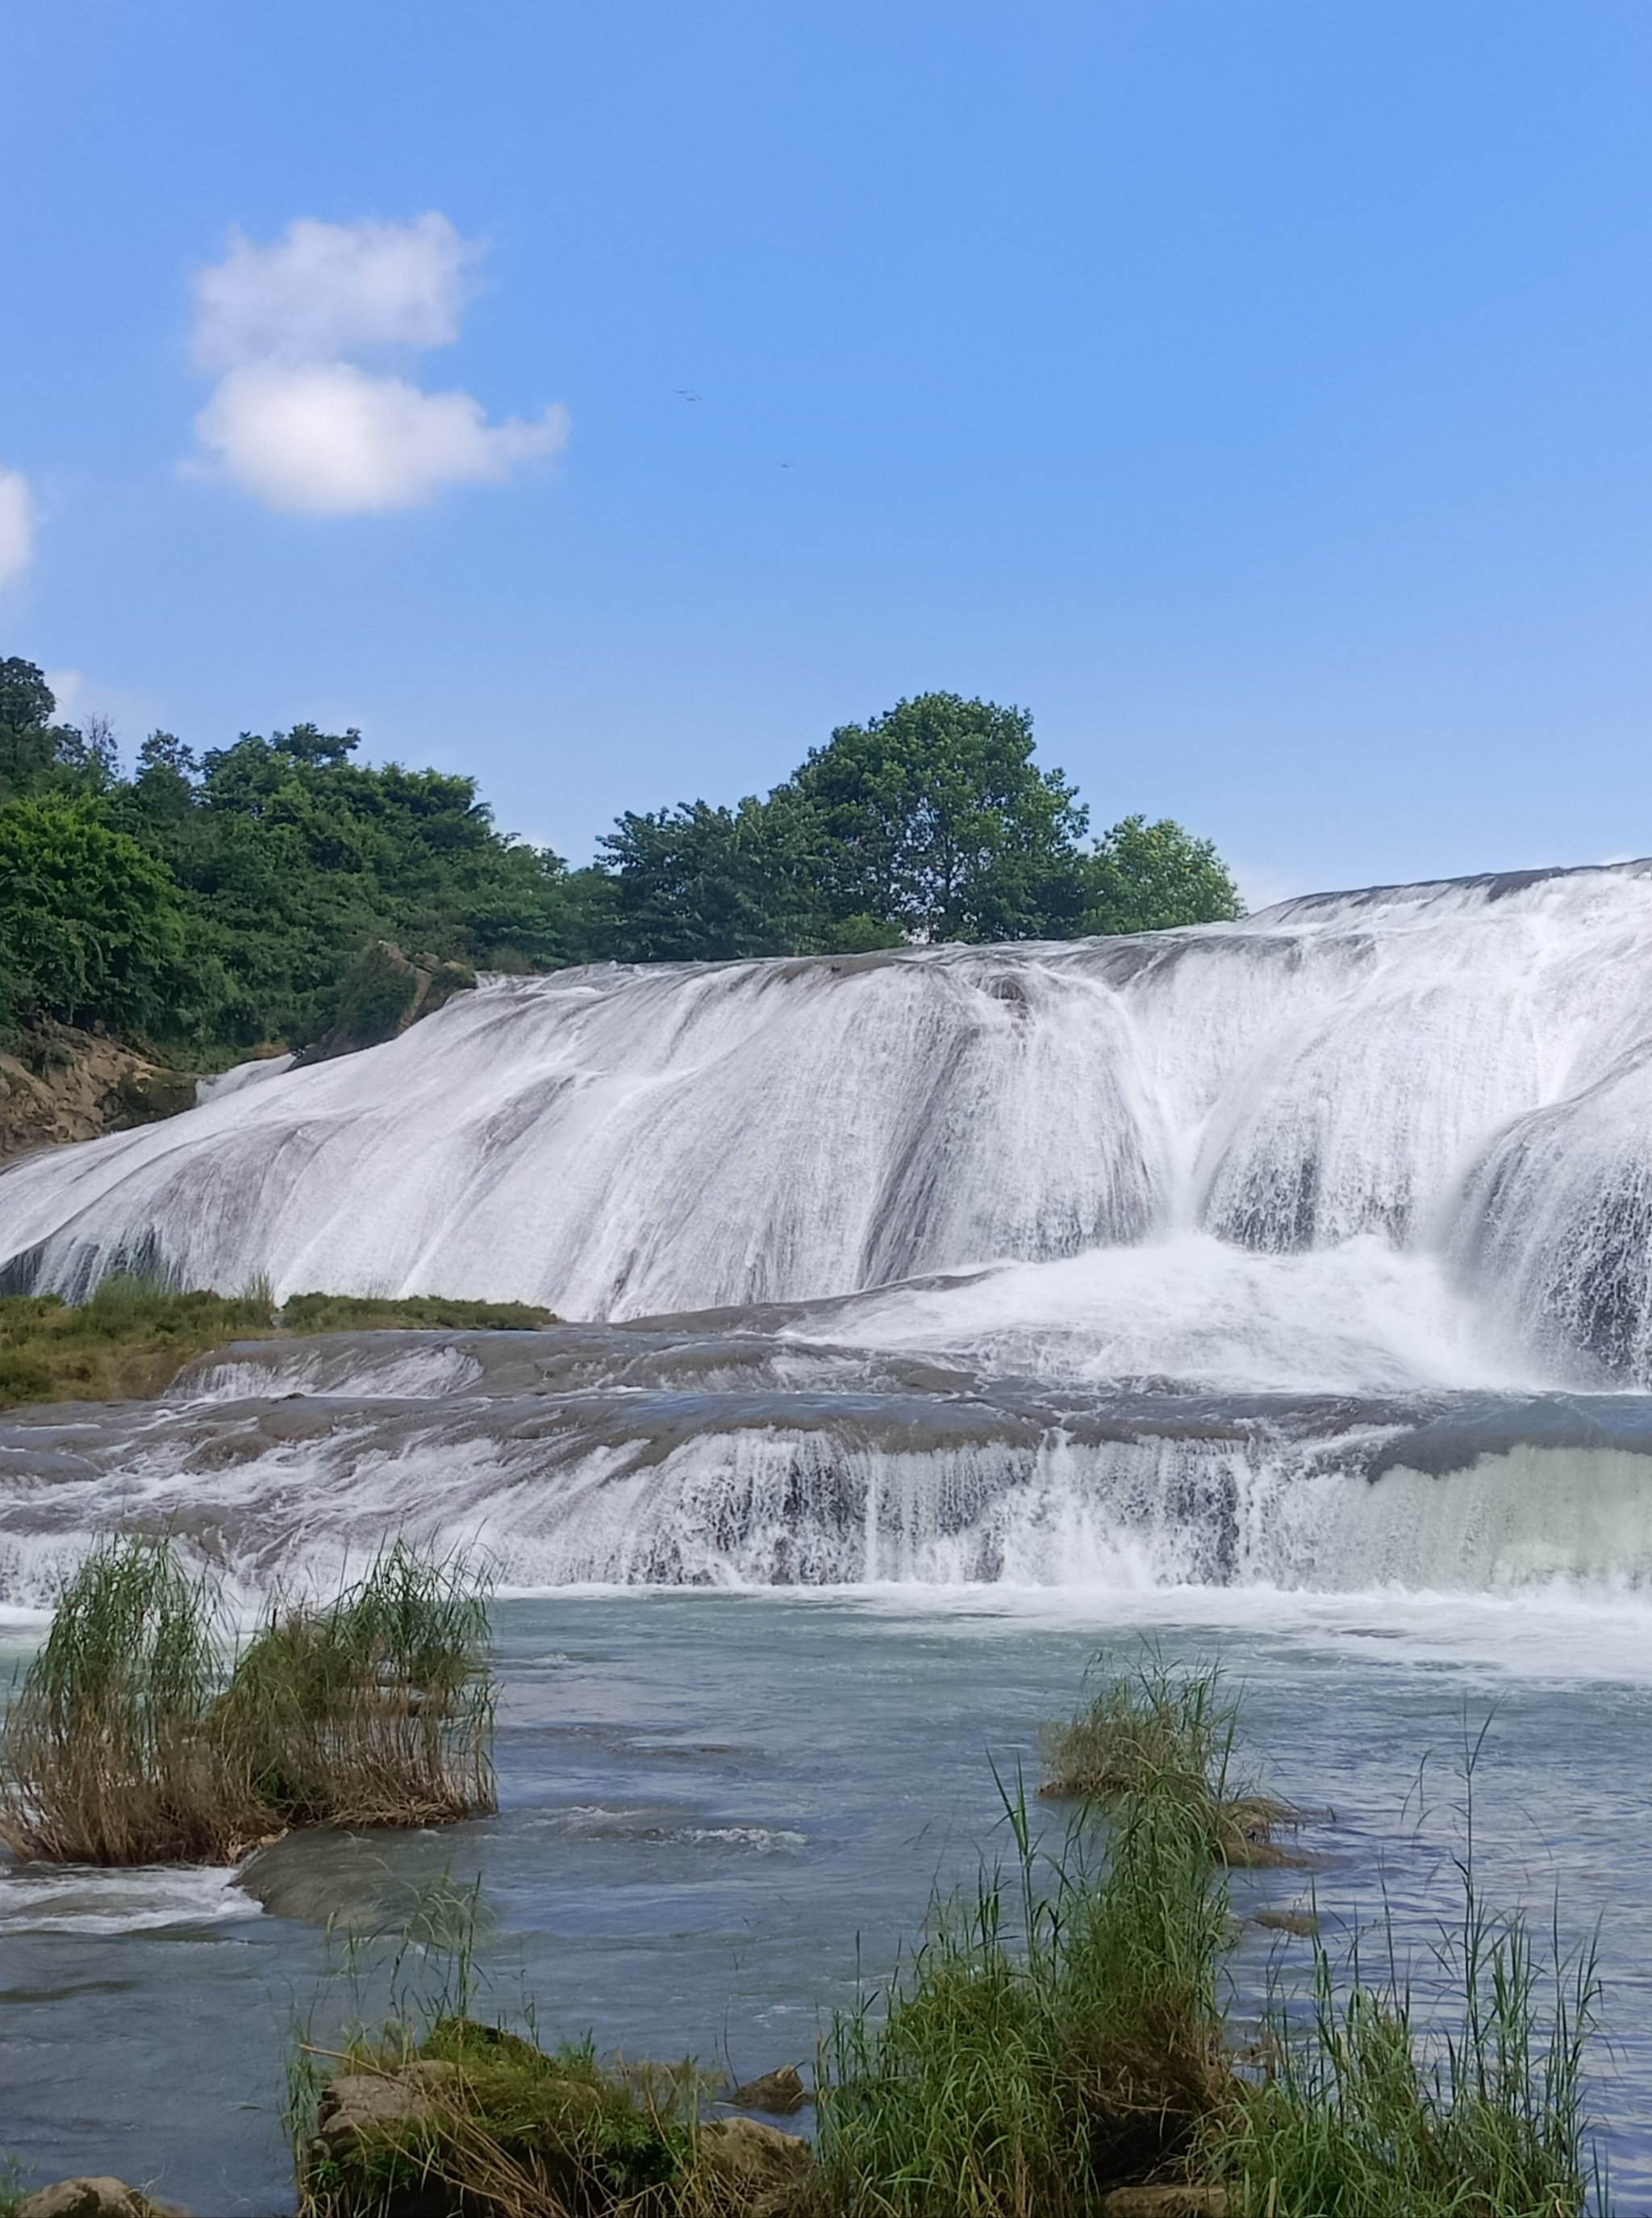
xmin=0 ymin=1859 xmax=263 ymax=1936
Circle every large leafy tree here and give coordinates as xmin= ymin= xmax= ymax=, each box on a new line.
xmin=600 ymin=795 xmax=824 ymax=962
xmin=787 ymin=693 xmax=1088 ymax=943
xmin=109 ymin=723 xmax=600 ymax=1046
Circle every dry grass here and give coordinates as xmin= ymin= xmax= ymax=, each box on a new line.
xmin=0 ymin=1536 xmax=264 ymax=1863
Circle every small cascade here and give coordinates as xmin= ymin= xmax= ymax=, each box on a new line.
xmin=4 ymin=1324 xmax=1652 ymax=1604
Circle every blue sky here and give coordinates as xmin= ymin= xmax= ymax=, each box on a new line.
xmin=3 ymin=1 xmax=1651 ymax=904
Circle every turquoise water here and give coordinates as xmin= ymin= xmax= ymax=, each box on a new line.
xmin=2 ymin=1586 xmax=1649 ymax=2213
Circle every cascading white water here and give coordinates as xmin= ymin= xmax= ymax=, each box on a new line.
xmin=10 ymin=860 xmax=1652 ymax=1599
xmin=6 ymin=860 xmax=1652 ymax=1383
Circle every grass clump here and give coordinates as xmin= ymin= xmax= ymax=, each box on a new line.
xmin=278 ymin=1292 xmax=554 ymax=1336
xmin=1041 ymin=1649 xmax=1304 ymax=1868
xmin=0 ymin=1536 xmax=495 ymax=1865
xmin=814 ymin=1672 xmax=1238 ymax=2218
xmin=283 ymin=1653 xmax=1608 ymax=2218
xmin=290 ymin=1883 xmax=765 ymax=2218
xmin=302 ymin=2022 xmax=711 ymax=2218
xmin=0 ymin=1279 xmax=556 ymax=1411
xmin=218 ymin=1541 xmax=497 ymax=1831
xmin=813 ymin=1653 xmax=1604 ymax=2218
xmin=0 ymin=1536 xmax=260 ymax=1863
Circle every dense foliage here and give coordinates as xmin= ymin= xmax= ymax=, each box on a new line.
xmin=603 ymin=692 xmax=1241 ymax=961
xmin=0 ymin=657 xmax=1242 ymax=1057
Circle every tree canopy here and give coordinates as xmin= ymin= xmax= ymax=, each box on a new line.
xmin=0 ymin=661 xmax=1242 ymax=1057
xmin=603 ymin=692 xmax=1242 ymax=961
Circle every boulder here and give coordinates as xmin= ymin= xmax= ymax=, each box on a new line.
xmin=699 ymin=2114 xmax=813 ymax=2194
xmin=15 ymin=2183 xmax=186 ymax=2218
xmin=315 ymin=2062 xmax=459 ymax=2153
xmin=728 ymin=2063 xmax=810 ymax=2113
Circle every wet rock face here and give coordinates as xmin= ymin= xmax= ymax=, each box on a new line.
xmin=0 ymin=1022 xmax=197 ymax=1165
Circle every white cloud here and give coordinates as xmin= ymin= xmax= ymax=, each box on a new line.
xmin=0 ymin=469 xmax=34 ymax=587
xmin=193 ymin=214 xmax=477 ymax=371
xmin=187 ymin=215 xmax=566 ymax=515
xmin=196 ymin=362 xmax=568 ymax=515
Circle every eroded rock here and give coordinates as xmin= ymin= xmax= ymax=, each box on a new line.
xmin=0 ymin=1022 xmax=197 ymax=1165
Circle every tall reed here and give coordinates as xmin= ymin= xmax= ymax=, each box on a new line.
xmin=218 ymin=1542 xmax=497 ymax=1829
xmin=0 ymin=1536 xmax=496 ymax=1864
xmin=0 ymin=1536 xmax=258 ymax=1862
xmin=1207 ymin=1756 xmax=1604 ymax=2216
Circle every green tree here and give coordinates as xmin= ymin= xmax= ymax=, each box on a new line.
xmin=0 ymin=798 xmax=186 ymax=1032
xmin=1080 ymin=815 xmax=1244 ymax=934
xmin=600 ymin=790 xmax=830 ymax=961
xmin=0 ymin=659 xmax=106 ymax=800
xmin=787 ymin=693 xmax=1088 ymax=942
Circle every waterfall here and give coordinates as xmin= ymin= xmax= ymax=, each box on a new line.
xmin=9 ymin=860 xmax=1652 ymax=1598
xmin=6 ymin=859 xmax=1652 ymax=1386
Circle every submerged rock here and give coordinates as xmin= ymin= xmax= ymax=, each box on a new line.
xmin=1254 ymin=1907 xmax=1317 ymax=1937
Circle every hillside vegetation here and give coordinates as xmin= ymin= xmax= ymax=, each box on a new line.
xmin=0 ymin=657 xmax=1242 ymax=1067
xmin=0 ymin=1279 xmax=553 ymax=1410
